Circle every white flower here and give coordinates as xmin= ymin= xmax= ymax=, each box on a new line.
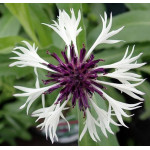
xmin=42 ymin=9 xmax=82 ymax=58
xmin=32 ymin=95 xmax=70 ymax=143
xmin=85 ymin=12 xmax=124 ymax=60
xmin=10 ymin=9 xmax=145 ymax=143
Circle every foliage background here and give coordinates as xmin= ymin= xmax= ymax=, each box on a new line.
xmin=0 ymin=3 xmax=150 ymax=146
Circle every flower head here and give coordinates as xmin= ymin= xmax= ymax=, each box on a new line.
xmin=10 ymin=9 xmax=145 ymax=143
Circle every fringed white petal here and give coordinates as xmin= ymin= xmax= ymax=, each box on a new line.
xmin=79 ymin=109 xmax=100 ymax=142
xmin=94 ymin=80 xmax=145 ymax=101
xmin=14 ymin=83 xmax=60 ymax=114
xmin=90 ymin=99 xmax=120 ymax=137
xmin=9 ymin=41 xmax=55 ymax=72
xmin=99 ymin=46 xmax=146 ymax=70
xmin=85 ymin=12 xmax=124 ymax=60
xmin=42 ymin=9 xmax=82 ymax=59
xmin=32 ymin=95 xmax=70 ymax=143
xmin=102 ymin=91 xmax=142 ymax=127
xmin=99 ymin=70 xmax=143 ymax=84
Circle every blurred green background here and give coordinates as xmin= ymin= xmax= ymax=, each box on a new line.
xmin=0 ymin=3 xmax=150 ymax=146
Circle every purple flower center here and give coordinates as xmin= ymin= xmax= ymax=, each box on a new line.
xmin=43 ymin=45 xmax=106 ymax=114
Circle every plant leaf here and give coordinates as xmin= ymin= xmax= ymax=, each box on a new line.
xmin=125 ymin=3 xmax=150 ymax=10
xmin=0 ymin=11 xmax=20 ymax=38
xmin=0 ymin=36 xmax=28 ymax=54
xmin=5 ymin=4 xmax=39 ymax=45
xmin=28 ymin=4 xmax=53 ymax=47
xmin=138 ymin=80 xmax=150 ymax=120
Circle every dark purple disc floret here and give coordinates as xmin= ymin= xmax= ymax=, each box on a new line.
xmin=43 ymin=45 xmax=106 ymax=114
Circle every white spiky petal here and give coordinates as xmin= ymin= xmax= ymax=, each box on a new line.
xmin=32 ymin=95 xmax=70 ymax=143
xmin=98 ymin=46 xmax=146 ymax=70
xmin=42 ymin=9 xmax=82 ymax=58
xmin=9 ymin=41 xmax=55 ymax=72
xmin=79 ymin=109 xmax=101 ymax=142
xmin=14 ymin=83 xmax=60 ymax=114
xmin=102 ymin=91 xmax=142 ymax=127
xmin=85 ymin=12 xmax=124 ymax=60
xmin=90 ymin=99 xmax=120 ymax=137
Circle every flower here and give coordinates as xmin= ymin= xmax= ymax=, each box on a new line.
xmin=10 ymin=9 xmax=145 ymax=143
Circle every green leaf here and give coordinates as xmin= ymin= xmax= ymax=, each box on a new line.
xmin=0 ymin=12 xmax=21 ymax=38
xmin=0 ymin=62 xmax=33 ymax=78
xmin=28 ymin=4 xmax=53 ymax=47
xmin=0 ymin=138 xmax=4 ymax=144
xmin=0 ymin=76 xmax=15 ymax=103
xmin=0 ymin=36 xmax=27 ymax=54
xmin=138 ymin=80 xmax=150 ymax=120
xmin=82 ymin=4 xmax=106 ymax=32
xmin=88 ymin=10 xmax=150 ymax=50
xmin=138 ymin=65 xmax=150 ymax=74
xmin=125 ymin=3 xmax=150 ymax=10
xmin=51 ymin=32 xmax=65 ymax=50
xmin=5 ymin=115 xmax=21 ymax=130
xmin=0 ymin=4 xmax=8 ymax=14
xmin=5 ymin=3 xmax=39 ymax=45
xmin=85 ymin=4 xmax=106 ymax=22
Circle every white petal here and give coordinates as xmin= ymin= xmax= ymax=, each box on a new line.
xmin=9 ymin=41 xmax=56 ymax=73
xmin=32 ymin=95 xmax=70 ymax=143
xmin=102 ymin=91 xmax=142 ymax=127
xmin=99 ymin=46 xmax=146 ymax=70
xmin=79 ymin=124 xmax=87 ymax=141
xmin=79 ymin=109 xmax=100 ymax=142
xmin=85 ymin=13 xmax=124 ymax=60
xmin=14 ymin=83 xmax=60 ymax=113
xmin=42 ymin=9 xmax=82 ymax=59
xmin=90 ymin=99 xmax=114 ymax=137
xmin=94 ymin=80 xmax=144 ymax=101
